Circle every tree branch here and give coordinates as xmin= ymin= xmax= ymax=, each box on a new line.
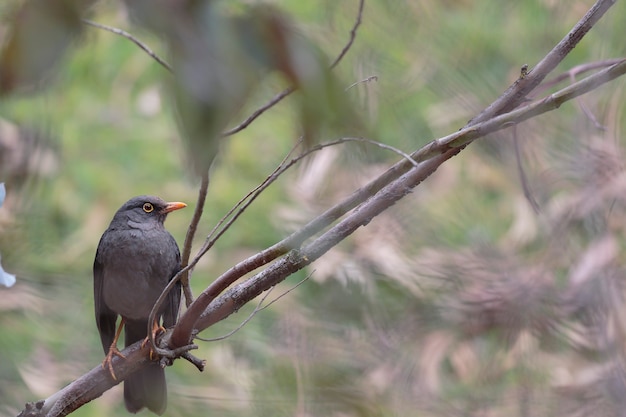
xmin=21 ymin=1 xmax=624 ymax=415
xmin=81 ymin=20 xmax=172 ymax=72
xmin=26 ymin=56 xmax=626 ymax=417
xmin=33 ymin=344 xmax=157 ymax=416
xmin=182 ymin=57 xmax=626 ymax=335
xmin=168 ymin=56 xmax=626 ymax=348
xmin=193 ymin=148 xmax=460 ymax=332
xmin=329 ymin=0 xmax=365 ymax=69
xmin=180 ymin=171 xmax=210 ymax=306
xmin=468 ymin=0 xmax=616 ymax=125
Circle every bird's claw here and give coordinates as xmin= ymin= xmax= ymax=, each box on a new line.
xmin=141 ymin=324 xmax=167 ymax=360
xmin=102 ymin=345 xmax=126 ymax=380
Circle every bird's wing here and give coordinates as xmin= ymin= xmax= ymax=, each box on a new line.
xmin=163 ymin=235 xmax=182 ymax=328
xmin=94 ymin=249 xmax=118 ymax=354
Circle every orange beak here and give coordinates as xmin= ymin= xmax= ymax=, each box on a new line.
xmin=162 ymin=201 xmax=187 ymax=213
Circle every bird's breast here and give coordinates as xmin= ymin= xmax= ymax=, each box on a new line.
xmin=98 ymin=228 xmax=179 ymax=319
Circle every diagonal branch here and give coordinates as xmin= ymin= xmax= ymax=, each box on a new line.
xmin=21 ymin=1 xmax=623 ymax=416
xmin=469 ymin=0 xmax=617 ymax=125
xmin=178 ymin=59 xmax=626 ymax=411
xmin=29 ymin=56 xmax=626 ymax=417
xmin=170 ymin=57 xmax=626 ymax=346
xmin=82 ymin=20 xmax=172 ymax=72
xmin=180 ymin=172 xmax=210 ymax=306
xmin=170 ymin=60 xmax=626 ymax=351
xmin=329 ymin=0 xmax=365 ymax=69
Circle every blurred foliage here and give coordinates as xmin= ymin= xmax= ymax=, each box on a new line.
xmin=1 ymin=0 xmax=626 ymax=416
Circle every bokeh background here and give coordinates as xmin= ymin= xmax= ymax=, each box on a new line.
xmin=2 ymin=0 xmax=626 ymax=416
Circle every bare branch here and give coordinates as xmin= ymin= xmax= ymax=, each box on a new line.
xmin=197 ymin=273 xmax=311 ymax=343
xmin=189 ymin=58 xmax=626 ymax=331
xmin=193 ymin=149 xmax=460 ymax=332
xmin=30 ymin=56 xmax=626 ymax=417
xmin=197 ymin=138 xmax=305 ymax=260
xmin=196 ymin=285 xmax=276 ymax=343
xmin=341 ymin=137 xmax=419 ymax=166
xmin=81 ymin=20 xmax=172 ymax=72
xmin=220 ymin=87 xmax=295 ymax=137
xmin=221 ymin=0 xmax=366 ymax=137
xmin=512 ymin=127 xmax=541 ymax=214
xmin=181 ymin=172 xmax=210 ymax=306
xmin=330 ymin=0 xmax=365 ymax=69
xmin=469 ymin=0 xmax=617 ymax=125
xmin=539 ymin=58 xmax=623 ymax=91
xmin=37 ymin=344 xmax=155 ymax=416
xmin=179 ymin=58 xmax=626 ymax=341
xmin=23 ymin=2 xmax=625 ymax=416
xmin=345 ymin=75 xmax=378 ymax=91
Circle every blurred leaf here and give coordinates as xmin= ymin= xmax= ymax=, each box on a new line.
xmin=126 ymin=0 xmax=261 ymax=175
xmin=0 ymin=0 xmax=92 ymax=95
xmin=125 ymin=0 xmax=360 ymax=175
xmin=169 ymin=4 xmax=259 ymax=175
xmin=235 ymin=5 xmax=362 ymax=144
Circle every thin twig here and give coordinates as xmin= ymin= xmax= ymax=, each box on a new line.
xmin=181 ymin=171 xmax=210 ymax=307
xmin=192 ymin=138 xmax=305 ymax=264
xmin=345 ymin=75 xmax=378 ymax=91
xmin=538 ymin=58 xmax=623 ymax=92
xmin=195 ymin=286 xmax=276 ymax=342
xmin=193 ymin=135 xmax=415 ymax=268
xmin=183 ymin=58 xmax=626 ymax=339
xmin=200 ymin=134 xmax=418 ymax=253
xmin=512 ymin=127 xmax=541 ymax=214
xmin=469 ymin=0 xmax=617 ymax=125
xmin=330 ymin=0 xmax=365 ymax=69
xmin=30 ymin=3 xmax=622 ymax=415
xmin=569 ymin=70 xmax=607 ymax=130
xmin=82 ymin=19 xmax=172 ymax=72
xmin=221 ymin=87 xmax=295 ymax=137
xmin=196 ymin=273 xmax=312 ymax=343
xmin=221 ymin=0 xmax=366 ymax=137
xmin=180 ymin=352 xmax=206 ymax=372
xmin=536 ymin=59 xmax=621 ymax=130
xmin=342 ymin=137 xmax=419 ymax=166
xmin=258 ymin=273 xmax=312 ymax=311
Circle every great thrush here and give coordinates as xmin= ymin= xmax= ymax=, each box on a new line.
xmin=94 ymin=195 xmax=186 ymax=414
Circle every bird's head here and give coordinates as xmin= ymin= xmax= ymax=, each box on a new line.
xmin=113 ymin=195 xmax=187 ymax=227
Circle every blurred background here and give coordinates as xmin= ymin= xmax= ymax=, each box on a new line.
xmin=2 ymin=0 xmax=626 ymax=416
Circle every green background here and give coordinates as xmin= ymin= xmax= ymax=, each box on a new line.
xmin=2 ymin=1 xmax=626 ymax=416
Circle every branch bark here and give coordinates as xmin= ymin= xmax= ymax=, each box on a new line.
xmin=468 ymin=0 xmax=617 ymax=125
xmin=185 ymin=57 xmax=626 ymax=335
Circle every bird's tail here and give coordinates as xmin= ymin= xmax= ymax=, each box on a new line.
xmin=124 ymin=320 xmax=167 ymax=415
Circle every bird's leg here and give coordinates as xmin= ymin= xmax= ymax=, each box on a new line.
xmin=102 ymin=317 xmax=126 ymax=380
xmin=141 ymin=318 xmax=166 ymax=360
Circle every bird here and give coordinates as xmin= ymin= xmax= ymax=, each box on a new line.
xmin=93 ymin=195 xmax=186 ymax=415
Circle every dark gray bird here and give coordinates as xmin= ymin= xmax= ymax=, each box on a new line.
xmin=94 ymin=195 xmax=186 ymax=415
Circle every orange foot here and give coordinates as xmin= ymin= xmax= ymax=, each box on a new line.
xmin=141 ymin=321 xmax=167 ymax=361
xmin=102 ymin=344 xmax=126 ymax=380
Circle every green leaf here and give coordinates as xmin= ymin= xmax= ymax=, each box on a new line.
xmin=0 ymin=0 xmax=90 ymax=95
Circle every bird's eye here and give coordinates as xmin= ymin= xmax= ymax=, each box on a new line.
xmin=143 ymin=203 xmax=154 ymax=213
